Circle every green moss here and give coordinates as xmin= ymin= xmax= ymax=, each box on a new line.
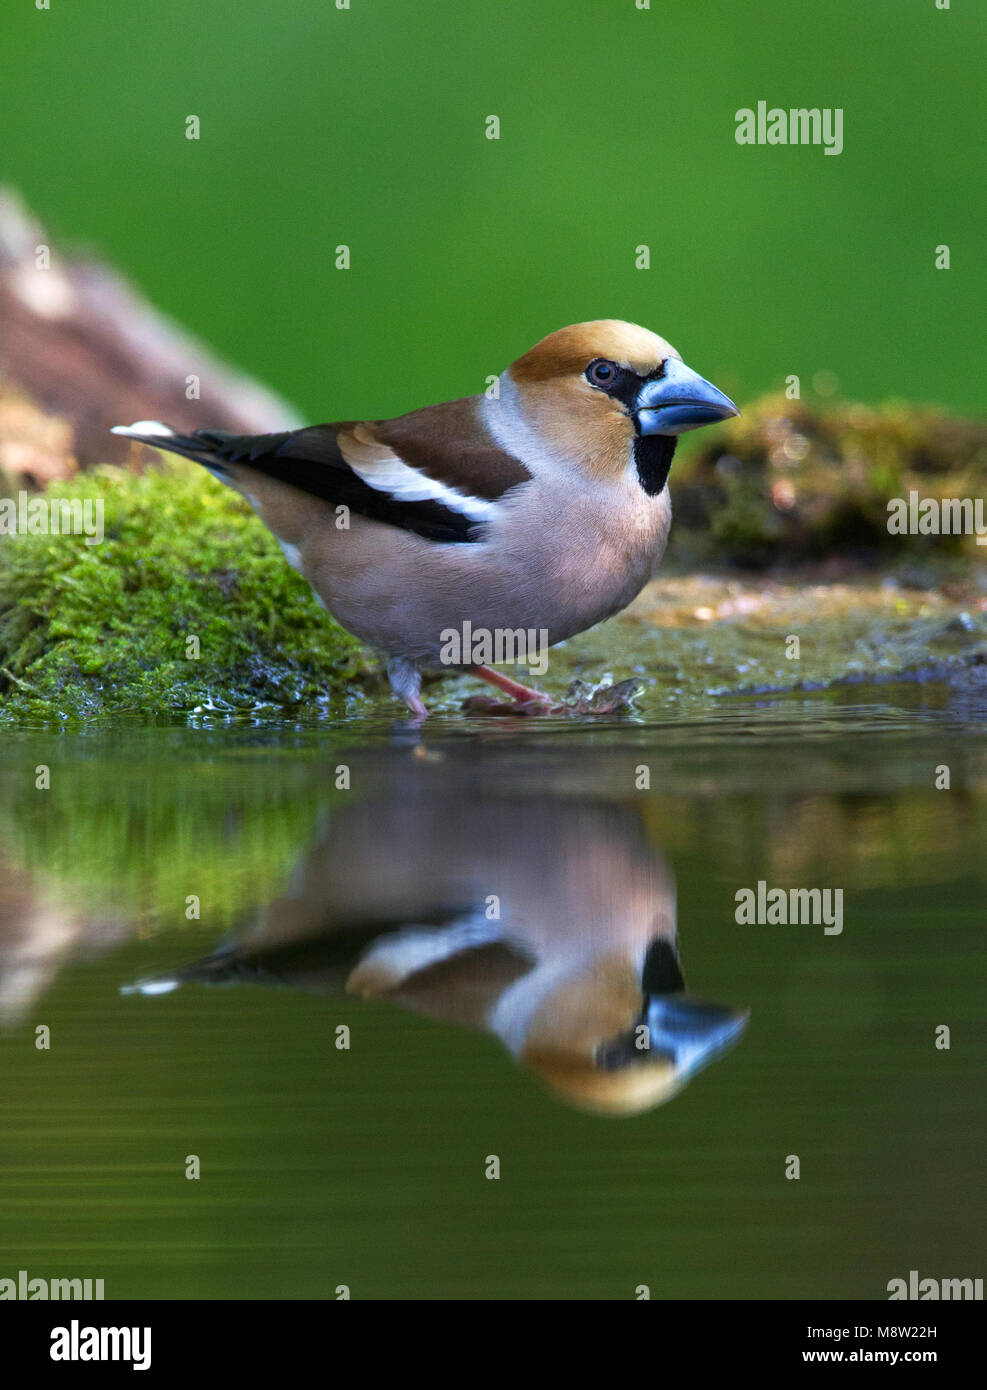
xmin=0 ymin=740 xmax=337 ymax=932
xmin=0 ymin=460 xmax=373 ymax=722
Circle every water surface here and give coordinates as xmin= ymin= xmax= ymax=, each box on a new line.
xmin=1 ymin=690 xmax=984 ymax=1298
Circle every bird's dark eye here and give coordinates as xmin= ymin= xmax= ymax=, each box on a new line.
xmin=586 ymin=359 xmax=619 ymax=389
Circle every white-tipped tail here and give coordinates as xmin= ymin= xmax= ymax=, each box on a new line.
xmin=111 ymin=420 xmax=174 ymax=439
xmin=119 ymin=978 xmax=180 ymax=997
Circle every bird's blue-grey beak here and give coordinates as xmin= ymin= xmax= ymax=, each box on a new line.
xmin=641 ymin=996 xmax=749 ymax=1080
xmin=636 ymin=358 xmax=740 ymax=436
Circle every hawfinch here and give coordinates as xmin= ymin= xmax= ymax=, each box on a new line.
xmin=125 ymin=768 xmax=748 ymax=1116
xmin=113 ymin=320 xmax=738 ymax=716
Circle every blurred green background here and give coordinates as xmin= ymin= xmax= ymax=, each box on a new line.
xmin=2 ymin=0 xmax=983 ymax=422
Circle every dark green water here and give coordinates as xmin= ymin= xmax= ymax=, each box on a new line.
xmin=1 ymin=691 xmax=984 ymax=1299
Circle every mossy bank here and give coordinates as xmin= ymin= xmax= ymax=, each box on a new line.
xmin=672 ymin=394 xmax=987 ymax=567
xmin=0 ymin=459 xmax=370 ymax=722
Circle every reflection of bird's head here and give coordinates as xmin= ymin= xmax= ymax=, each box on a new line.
xmin=517 ymin=942 xmax=748 ymax=1117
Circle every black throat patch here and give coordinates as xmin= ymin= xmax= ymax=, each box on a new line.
xmin=596 ymin=363 xmax=678 ymax=496
xmin=633 ymin=433 xmax=678 ymax=496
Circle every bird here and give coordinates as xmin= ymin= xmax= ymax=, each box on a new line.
xmin=113 ymin=320 xmax=739 ymax=717
xmin=122 ymin=763 xmax=749 ymax=1116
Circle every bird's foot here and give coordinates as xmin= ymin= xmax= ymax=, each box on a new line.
xmin=470 ymin=663 xmax=555 ymax=707
xmin=462 ymin=669 xmax=641 ymax=717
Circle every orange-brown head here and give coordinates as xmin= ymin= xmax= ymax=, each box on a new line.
xmin=517 ymin=945 xmax=749 ymax=1117
xmin=501 ymin=319 xmax=738 ymax=490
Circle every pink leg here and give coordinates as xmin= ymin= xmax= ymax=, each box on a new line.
xmin=473 ymin=664 xmax=553 ymax=707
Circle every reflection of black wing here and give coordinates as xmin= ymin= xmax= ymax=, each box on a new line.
xmin=124 ymin=905 xmax=533 ymax=1001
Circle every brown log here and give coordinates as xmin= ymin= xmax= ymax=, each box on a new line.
xmin=0 ymin=187 xmax=302 ymax=482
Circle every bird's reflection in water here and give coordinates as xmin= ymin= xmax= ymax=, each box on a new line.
xmin=132 ymin=776 xmax=748 ymax=1115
